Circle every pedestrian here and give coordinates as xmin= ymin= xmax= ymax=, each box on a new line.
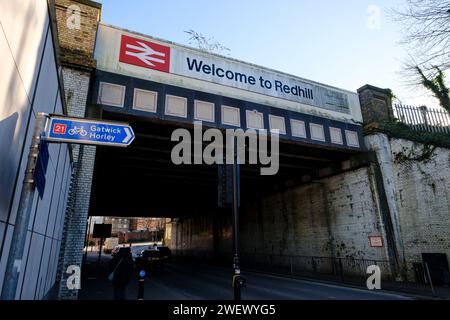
xmin=108 ymin=247 xmax=134 ymax=300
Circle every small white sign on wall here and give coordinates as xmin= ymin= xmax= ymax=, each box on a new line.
xmin=369 ymin=236 xmax=384 ymax=248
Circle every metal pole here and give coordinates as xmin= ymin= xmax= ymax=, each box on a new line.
xmin=424 ymin=262 xmax=436 ymax=297
xmin=1 ymin=113 xmax=47 ymax=300
xmin=290 ymin=256 xmax=293 ymax=275
xmin=137 ymin=270 xmax=145 ymax=300
xmin=231 ymin=148 xmax=242 ymax=301
xmin=83 ymin=217 xmax=91 ymax=268
xmin=98 ymin=238 xmax=104 ymax=264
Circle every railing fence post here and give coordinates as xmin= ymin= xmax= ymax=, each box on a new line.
xmin=290 ymin=256 xmax=293 ymax=275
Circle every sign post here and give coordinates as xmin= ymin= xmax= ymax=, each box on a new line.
xmin=93 ymin=223 xmax=112 ymax=264
xmin=138 ymin=270 xmax=146 ymax=300
xmin=231 ymin=148 xmax=245 ymax=300
xmin=1 ymin=114 xmax=135 ymax=300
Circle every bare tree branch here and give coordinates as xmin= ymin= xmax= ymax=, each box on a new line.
xmin=391 ymin=0 xmax=450 ymax=73
xmin=184 ymin=29 xmax=230 ymax=55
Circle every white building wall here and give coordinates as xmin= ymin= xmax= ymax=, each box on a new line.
xmin=0 ymin=0 xmax=72 ymax=299
xmin=389 ymin=138 xmax=450 ymax=279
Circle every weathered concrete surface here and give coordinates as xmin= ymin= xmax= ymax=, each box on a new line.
xmin=169 ymin=135 xmax=450 ymax=283
xmin=390 ymin=138 xmax=450 ymax=280
xmin=53 ymin=0 xmax=101 ymax=299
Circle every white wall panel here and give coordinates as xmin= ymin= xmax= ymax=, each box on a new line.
xmin=45 ymin=239 xmax=58 ymax=294
xmin=7 ymin=111 xmax=37 ymax=225
xmin=36 ymin=237 xmax=52 ymax=299
xmin=13 ymin=229 xmax=32 ymax=299
xmin=0 ymin=29 xmax=31 ymax=223
xmin=27 ymin=187 xmax=40 ymax=231
xmin=0 ymin=221 xmax=5 ymax=292
xmin=46 ymin=146 xmax=64 ymax=237
xmin=33 ymin=32 xmax=59 ymax=171
xmin=0 ymin=0 xmax=49 ymax=99
xmin=0 ymin=222 xmax=5 ymax=241
xmin=0 ymin=225 xmax=14 ymax=294
xmin=33 ymin=160 xmax=57 ymax=235
xmin=32 ymin=33 xmax=58 ymax=115
xmin=19 ymin=232 xmax=44 ymax=300
xmin=0 ymin=0 xmax=71 ymax=300
xmin=50 ymin=239 xmax=61 ymax=285
xmin=291 ymin=119 xmax=307 ymax=138
xmin=54 ymin=91 xmax=63 ymax=114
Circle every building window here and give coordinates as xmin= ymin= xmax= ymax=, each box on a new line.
xmin=165 ymin=95 xmax=188 ymax=118
xmin=345 ymin=130 xmax=360 ymax=147
xmin=290 ymin=119 xmax=307 ymax=138
xmin=310 ymin=123 xmax=326 ymax=142
xmin=329 ymin=127 xmax=343 ymax=145
xmin=246 ymin=110 xmax=264 ymax=130
xmin=194 ymin=100 xmax=215 ymax=122
xmin=269 ymin=115 xmax=286 ymax=134
xmin=221 ymin=105 xmax=240 ymax=127
xmin=133 ymin=88 xmax=158 ymax=112
xmin=98 ymin=82 xmax=125 ymax=107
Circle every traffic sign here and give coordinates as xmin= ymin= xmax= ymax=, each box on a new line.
xmin=45 ymin=116 xmax=135 ymax=147
xmin=120 ymin=34 xmax=171 ymax=73
xmin=34 ymin=140 xmax=49 ymax=199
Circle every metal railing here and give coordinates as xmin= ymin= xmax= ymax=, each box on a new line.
xmin=393 ymin=104 xmax=450 ymax=134
xmin=240 ymin=253 xmax=393 ymax=283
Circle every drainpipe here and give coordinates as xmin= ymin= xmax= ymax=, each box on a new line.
xmin=366 ymin=136 xmax=407 ymax=281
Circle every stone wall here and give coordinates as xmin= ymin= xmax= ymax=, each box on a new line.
xmin=240 ymin=167 xmax=387 ymax=260
xmin=55 ymin=68 xmax=97 ymax=300
xmin=54 ymin=0 xmax=101 ymax=69
xmin=53 ymin=0 xmax=101 ymax=299
xmin=168 ymin=165 xmax=392 ymax=276
xmin=390 ymin=138 xmax=450 ymax=279
xmin=169 ymin=214 xmax=233 ymax=261
xmin=168 ymin=135 xmax=450 ymax=282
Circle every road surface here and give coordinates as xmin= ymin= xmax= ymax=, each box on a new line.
xmin=80 ymin=256 xmax=411 ymax=300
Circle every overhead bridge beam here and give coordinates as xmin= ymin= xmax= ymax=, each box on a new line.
xmin=127 ymin=145 xmax=335 ymax=163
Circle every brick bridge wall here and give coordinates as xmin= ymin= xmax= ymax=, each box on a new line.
xmin=388 ymin=138 xmax=450 ymax=279
xmin=53 ymin=0 xmax=101 ymax=299
xmin=169 ymin=135 xmax=450 ymax=282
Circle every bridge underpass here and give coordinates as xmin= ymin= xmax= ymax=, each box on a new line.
xmin=75 ymin=22 xmax=395 ymax=300
xmin=80 ymin=114 xmax=409 ymax=300
xmin=90 ymin=111 xmax=359 ymax=218
xmin=90 ymin=111 xmax=366 ymax=261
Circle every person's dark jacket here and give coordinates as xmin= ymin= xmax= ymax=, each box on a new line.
xmin=109 ymin=248 xmax=134 ymax=288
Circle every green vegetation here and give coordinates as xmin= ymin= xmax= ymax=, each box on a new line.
xmin=365 ymin=118 xmax=450 ymax=149
xmin=416 ymin=66 xmax=450 ymax=113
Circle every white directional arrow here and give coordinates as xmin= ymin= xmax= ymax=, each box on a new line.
xmin=125 ymin=41 xmax=166 ymax=66
xmin=123 ymin=127 xmax=134 ymax=144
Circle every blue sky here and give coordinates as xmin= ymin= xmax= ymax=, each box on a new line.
xmin=96 ymin=0 xmax=436 ymax=107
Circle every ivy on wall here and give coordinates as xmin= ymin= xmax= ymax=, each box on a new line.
xmin=393 ymin=143 xmax=437 ymax=164
xmin=364 ymin=119 xmax=450 ymax=150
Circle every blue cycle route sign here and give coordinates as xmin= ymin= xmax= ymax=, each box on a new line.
xmin=45 ymin=116 xmax=135 ymax=147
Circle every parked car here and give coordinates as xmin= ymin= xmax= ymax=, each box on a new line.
xmin=135 ymin=248 xmax=163 ymax=271
xmin=111 ymin=245 xmax=121 ymax=257
xmin=156 ymin=246 xmax=171 ymax=261
xmin=111 ymin=245 xmax=128 ymax=257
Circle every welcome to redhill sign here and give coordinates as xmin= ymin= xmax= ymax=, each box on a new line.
xmin=118 ymin=33 xmax=350 ymax=114
xmin=95 ymin=24 xmax=364 ymax=122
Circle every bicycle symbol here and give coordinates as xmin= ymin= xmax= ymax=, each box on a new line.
xmin=68 ymin=126 xmax=88 ymax=136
